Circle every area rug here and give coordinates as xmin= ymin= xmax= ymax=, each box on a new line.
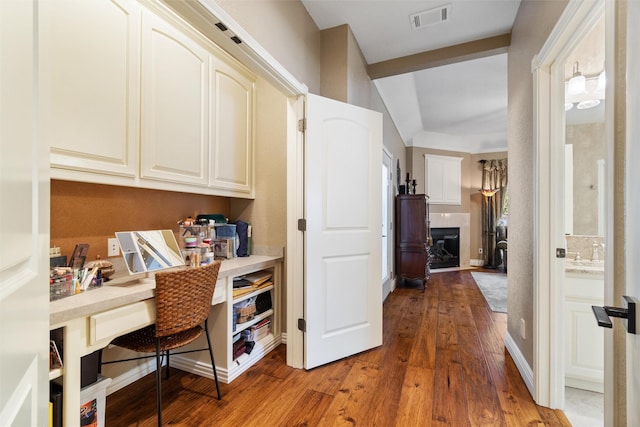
xmin=470 ymin=271 xmax=507 ymax=313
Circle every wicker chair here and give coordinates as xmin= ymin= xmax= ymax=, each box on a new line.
xmin=105 ymin=261 xmax=222 ymax=426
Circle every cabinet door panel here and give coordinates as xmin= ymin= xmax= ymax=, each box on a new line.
xmin=41 ymin=0 xmax=140 ymax=177
xmin=210 ymin=58 xmax=254 ymax=194
xmin=140 ymin=11 xmax=208 ymax=186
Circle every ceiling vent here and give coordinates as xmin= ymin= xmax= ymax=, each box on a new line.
xmin=409 ymin=4 xmax=451 ymax=30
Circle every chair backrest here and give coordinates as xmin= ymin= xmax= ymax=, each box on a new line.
xmin=154 ymin=260 xmax=221 ymax=337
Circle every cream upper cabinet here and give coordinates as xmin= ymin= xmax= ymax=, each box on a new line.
xmin=40 ymin=0 xmax=141 ymax=178
xmin=209 ymin=56 xmax=255 ymax=195
xmin=41 ymin=0 xmax=255 ymax=198
xmin=139 ymin=10 xmax=209 ymax=187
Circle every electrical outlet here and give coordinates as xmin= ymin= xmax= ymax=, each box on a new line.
xmin=520 ymin=318 xmax=526 ymax=339
xmin=107 ymin=238 xmax=119 ymax=257
xmin=478 ymin=247 xmax=483 ymax=255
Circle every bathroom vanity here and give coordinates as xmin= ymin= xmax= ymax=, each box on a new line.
xmin=564 ymin=261 xmax=604 ymax=392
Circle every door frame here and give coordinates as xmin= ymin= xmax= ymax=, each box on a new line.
xmin=382 ymin=147 xmax=394 ymax=300
xmin=532 ymin=0 xmax=616 ymax=422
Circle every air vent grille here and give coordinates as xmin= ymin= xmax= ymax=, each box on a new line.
xmin=410 ymin=4 xmax=451 ymax=30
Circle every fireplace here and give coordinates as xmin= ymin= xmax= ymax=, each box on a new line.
xmin=429 ymin=227 xmax=460 ymax=269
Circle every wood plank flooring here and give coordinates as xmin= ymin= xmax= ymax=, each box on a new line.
xmin=105 ymin=269 xmax=572 ymax=426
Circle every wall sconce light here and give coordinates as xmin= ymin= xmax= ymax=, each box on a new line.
xmin=565 ymin=62 xmax=605 ymax=111
xmin=479 ymin=188 xmax=499 ymax=198
xmin=567 ymin=62 xmax=587 ymax=95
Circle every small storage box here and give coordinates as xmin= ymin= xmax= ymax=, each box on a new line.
xmin=216 ymin=224 xmax=236 ymax=238
xmin=50 ymin=280 xmax=74 ymax=301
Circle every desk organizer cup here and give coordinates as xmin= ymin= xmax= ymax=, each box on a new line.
xmin=50 ymin=267 xmax=74 ymax=301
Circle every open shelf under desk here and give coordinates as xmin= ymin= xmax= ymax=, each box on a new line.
xmin=233 ymin=308 xmax=273 ymax=333
xmin=232 ymin=284 xmax=274 ymax=303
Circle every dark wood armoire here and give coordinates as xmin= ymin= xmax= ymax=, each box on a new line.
xmin=395 ymin=194 xmax=431 ymax=289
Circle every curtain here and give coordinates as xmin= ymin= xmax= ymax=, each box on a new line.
xmin=480 ymin=159 xmax=508 ymax=265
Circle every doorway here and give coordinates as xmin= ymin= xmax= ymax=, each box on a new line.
xmin=562 ymin=13 xmax=606 ymax=425
xmin=382 ymin=149 xmax=393 ymax=301
xmin=533 ymin=0 xmax=614 ymax=424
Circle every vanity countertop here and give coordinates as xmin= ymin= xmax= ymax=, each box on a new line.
xmin=50 ymin=254 xmax=283 ymax=326
xmin=565 ymin=260 xmax=604 ymax=277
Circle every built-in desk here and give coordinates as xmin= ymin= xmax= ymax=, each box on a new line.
xmin=50 ymin=255 xmax=282 ymax=427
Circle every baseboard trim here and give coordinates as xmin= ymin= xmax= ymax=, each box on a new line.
xmin=105 ymin=359 xmax=157 ymax=396
xmin=470 ymin=258 xmax=484 ymax=267
xmin=505 ymin=331 xmax=535 ymax=398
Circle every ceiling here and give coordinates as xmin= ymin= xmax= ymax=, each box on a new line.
xmin=301 ymin=0 xmax=522 ymax=153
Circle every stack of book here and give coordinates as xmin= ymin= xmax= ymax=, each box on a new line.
xmin=243 ymin=319 xmax=271 ymax=342
xmin=232 ymin=271 xmax=273 ymax=298
xmin=232 ymin=334 xmax=246 ymax=360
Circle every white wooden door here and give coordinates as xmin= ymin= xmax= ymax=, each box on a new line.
xmin=0 ymin=0 xmax=50 ymax=424
xmin=625 ymin=0 xmax=640 ymax=422
xmin=304 ymin=93 xmax=383 ymax=369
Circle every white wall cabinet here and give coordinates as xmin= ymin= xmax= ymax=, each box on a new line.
xmin=40 ymin=0 xmax=141 ymax=179
xmin=42 ymin=0 xmax=255 ymax=198
xmin=209 ymin=57 xmax=255 ymax=194
xmin=140 ymin=10 xmax=210 ymax=187
xmin=425 ymin=154 xmax=462 ymax=205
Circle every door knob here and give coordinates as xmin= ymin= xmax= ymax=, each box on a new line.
xmin=592 ymin=295 xmax=638 ymax=334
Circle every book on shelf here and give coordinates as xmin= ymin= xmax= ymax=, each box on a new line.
xmin=232 ymin=272 xmax=273 ymax=298
xmin=254 ymin=318 xmax=271 ymax=329
xmin=243 ymin=271 xmax=272 ymax=286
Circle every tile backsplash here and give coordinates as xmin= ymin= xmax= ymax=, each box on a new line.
xmin=565 ymin=235 xmax=604 ymax=260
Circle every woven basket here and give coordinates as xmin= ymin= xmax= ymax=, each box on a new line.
xmin=237 ymin=303 xmax=256 ymax=323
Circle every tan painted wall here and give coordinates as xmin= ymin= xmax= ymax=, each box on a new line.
xmin=320 ymin=25 xmax=348 ymax=102
xmin=230 ymin=76 xmax=288 ymax=251
xmin=566 ymin=122 xmax=606 ymax=235
xmin=508 ymin=0 xmax=568 ymax=365
xmin=216 ymin=0 xmax=321 ymax=94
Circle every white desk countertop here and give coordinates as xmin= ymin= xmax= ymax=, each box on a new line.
xmin=50 ymin=254 xmax=283 ymax=326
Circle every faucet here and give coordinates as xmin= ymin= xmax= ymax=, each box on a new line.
xmin=591 ymin=241 xmax=599 ymax=262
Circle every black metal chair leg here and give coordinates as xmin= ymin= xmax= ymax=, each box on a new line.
xmin=156 ymin=340 xmax=163 ymax=427
xmin=165 ymin=350 xmax=170 ymax=380
xmin=204 ymin=320 xmax=221 ymax=400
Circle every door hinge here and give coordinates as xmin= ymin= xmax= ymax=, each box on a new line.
xmin=298 ymin=118 xmax=306 ymax=132
xmin=556 ymin=248 xmax=566 ymax=258
xmin=297 ymin=318 xmax=306 ymax=332
xmin=297 ymin=218 xmax=306 ymax=231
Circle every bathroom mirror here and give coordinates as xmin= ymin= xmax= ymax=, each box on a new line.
xmin=115 ymin=230 xmax=184 ymax=274
xmin=564 ymin=16 xmax=605 ymax=237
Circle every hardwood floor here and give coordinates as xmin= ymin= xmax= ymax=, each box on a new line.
xmin=105 ymin=270 xmax=571 ymax=426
